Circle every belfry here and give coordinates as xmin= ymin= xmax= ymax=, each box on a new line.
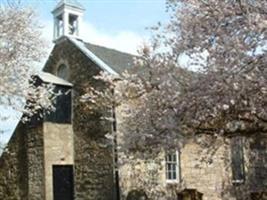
xmin=52 ymin=0 xmax=85 ymax=41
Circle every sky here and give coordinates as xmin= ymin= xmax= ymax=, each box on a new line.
xmin=0 ymin=0 xmax=170 ymax=144
xmin=25 ymin=0 xmax=169 ymax=54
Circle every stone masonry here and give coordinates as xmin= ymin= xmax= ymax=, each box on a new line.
xmin=43 ymin=37 xmax=115 ymax=200
xmin=0 ymin=33 xmax=266 ymax=200
xmin=118 ymin=136 xmax=267 ymax=200
xmin=0 ymin=123 xmax=45 ymax=200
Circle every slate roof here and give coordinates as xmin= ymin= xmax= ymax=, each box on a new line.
xmin=53 ymin=0 xmax=85 ymax=11
xmin=84 ymin=42 xmax=136 ymax=74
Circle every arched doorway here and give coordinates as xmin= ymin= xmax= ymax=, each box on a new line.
xmin=126 ymin=189 xmax=148 ymax=200
xmin=177 ymin=189 xmax=203 ymax=200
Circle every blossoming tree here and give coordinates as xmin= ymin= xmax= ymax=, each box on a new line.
xmin=83 ymin=0 xmax=267 ymax=198
xmin=0 ymin=2 xmax=54 ymax=125
xmin=84 ymin=0 xmax=267 ymax=151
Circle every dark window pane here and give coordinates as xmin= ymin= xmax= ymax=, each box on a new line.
xmin=168 ymin=154 xmax=172 ymax=161
xmin=173 ymin=171 xmax=177 ymax=179
xmin=167 ymin=164 xmax=172 ymax=171
xmin=171 ymin=164 xmax=175 ymax=171
xmin=168 ymin=171 xmax=172 ymax=179
xmin=173 ymin=154 xmax=177 ymax=162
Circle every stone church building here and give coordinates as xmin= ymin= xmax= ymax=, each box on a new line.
xmin=0 ymin=0 xmax=266 ymax=200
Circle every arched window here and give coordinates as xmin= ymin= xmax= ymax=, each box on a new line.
xmin=57 ymin=64 xmax=69 ymax=80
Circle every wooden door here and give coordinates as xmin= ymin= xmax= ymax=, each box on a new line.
xmin=53 ymin=165 xmax=74 ymax=200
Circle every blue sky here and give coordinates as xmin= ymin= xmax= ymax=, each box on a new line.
xmin=37 ymin=0 xmax=169 ymax=34
xmin=0 ymin=0 xmax=169 ymax=144
xmin=23 ymin=0 xmax=169 ymax=53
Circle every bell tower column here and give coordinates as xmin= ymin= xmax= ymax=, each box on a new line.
xmin=63 ymin=11 xmax=69 ymax=36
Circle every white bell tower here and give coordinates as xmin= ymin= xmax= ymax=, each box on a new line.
xmin=52 ymin=0 xmax=85 ymax=42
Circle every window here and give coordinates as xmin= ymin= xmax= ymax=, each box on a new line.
xmin=57 ymin=64 xmax=69 ymax=80
xmin=45 ymin=85 xmax=72 ymax=124
xmin=165 ymin=151 xmax=180 ymax=182
xmin=231 ymin=137 xmax=245 ymax=183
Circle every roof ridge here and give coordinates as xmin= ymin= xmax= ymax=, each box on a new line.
xmin=68 ymin=37 xmax=119 ymax=75
xmin=65 ymin=36 xmax=136 ymax=75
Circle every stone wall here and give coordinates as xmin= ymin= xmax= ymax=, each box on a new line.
xmin=179 ymin=142 xmax=227 ymax=200
xmin=224 ymin=136 xmax=267 ymax=200
xmin=118 ymin=141 xmax=228 ymax=200
xmin=247 ymin=136 xmax=267 ymax=190
xmin=118 ymin=136 xmax=267 ymax=200
xmin=43 ymin=37 xmax=115 ymax=200
xmin=43 ymin=122 xmax=74 ymax=200
xmin=0 ymin=122 xmax=45 ymax=200
xmin=116 ymin=98 xmax=267 ymax=200
xmin=0 ymin=122 xmax=28 ymax=200
xmin=27 ymin=124 xmax=45 ymax=200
